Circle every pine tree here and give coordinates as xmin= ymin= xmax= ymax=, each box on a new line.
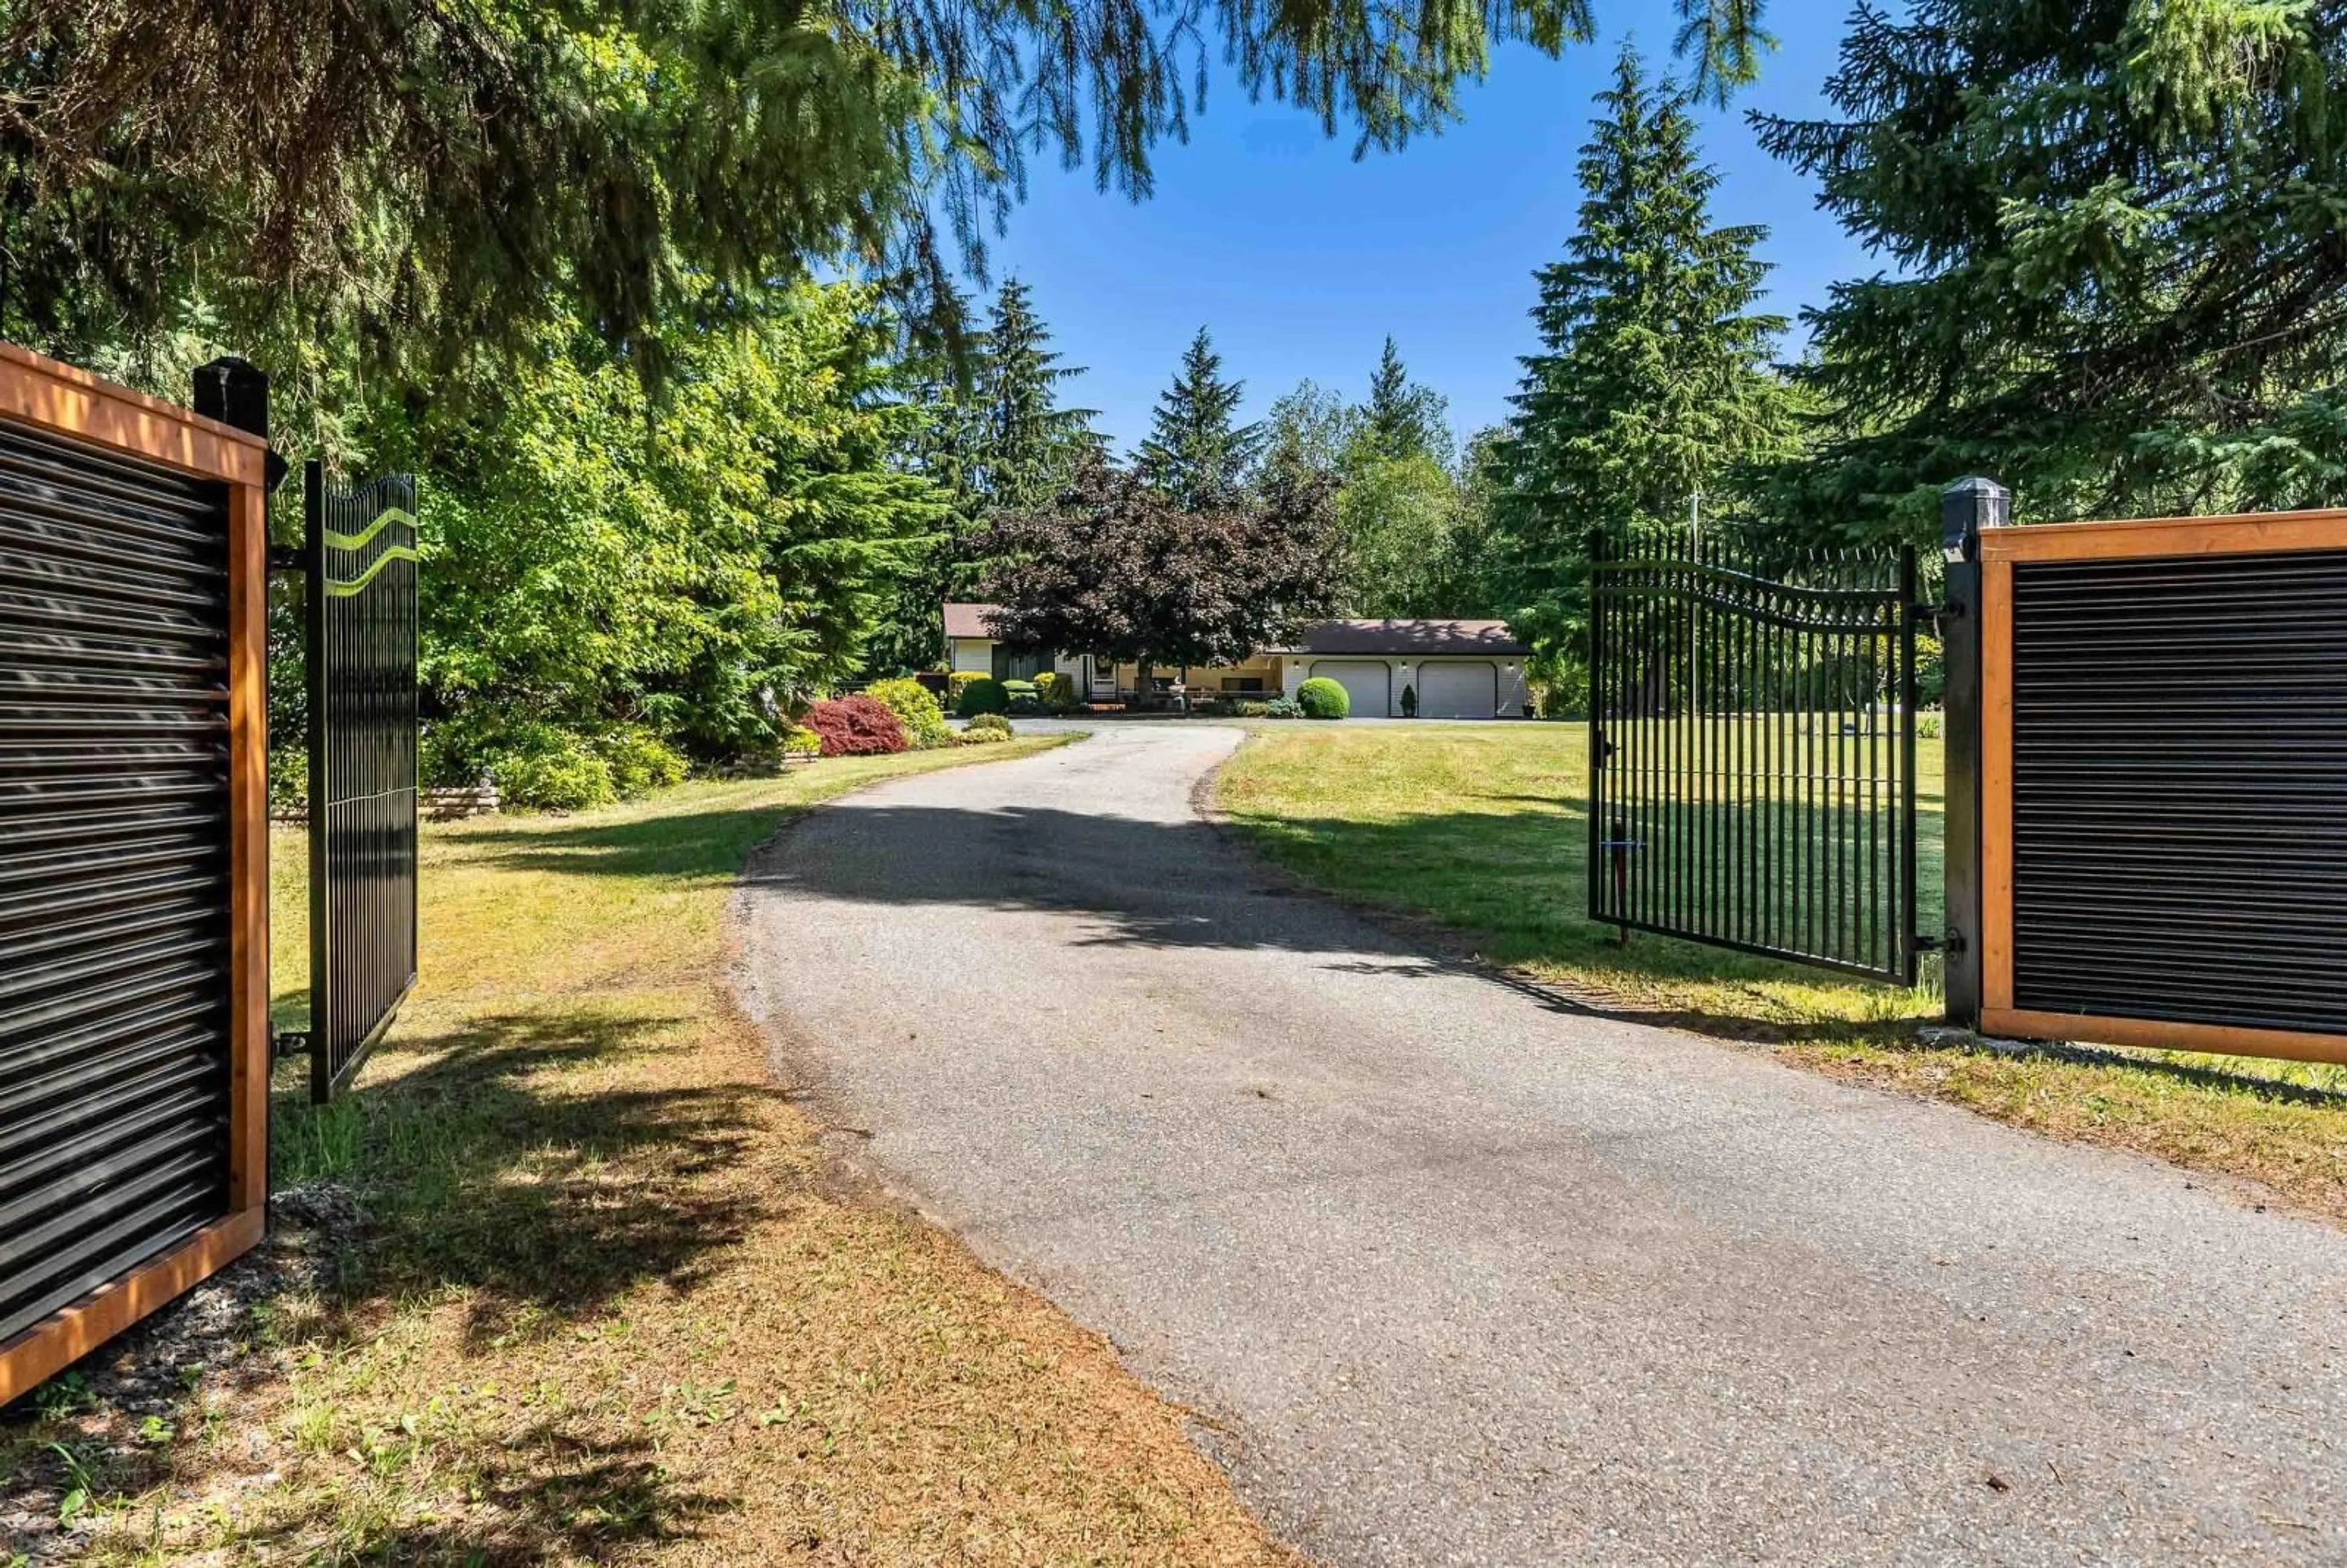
xmin=1494 ymin=43 xmax=1794 ymax=637
xmin=974 ymin=279 xmax=1103 ymax=511
xmin=867 ymin=279 xmax=1099 ymax=672
xmin=1136 ymin=328 xmax=1264 ymax=510
xmin=1755 ymin=0 xmax=2347 ymax=537
xmin=1364 ymin=337 xmax=1452 ymax=464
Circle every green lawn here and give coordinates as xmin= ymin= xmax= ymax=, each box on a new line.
xmin=1218 ymin=720 xmax=2347 ymax=1225
xmin=1218 ymin=720 xmax=1943 ymax=1029
xmin=5 ymin=738 xmax=1295 ymax=1568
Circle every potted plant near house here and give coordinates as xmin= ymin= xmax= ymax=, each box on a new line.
xmin=1400 ymin=683 xmax=1418 ymax=718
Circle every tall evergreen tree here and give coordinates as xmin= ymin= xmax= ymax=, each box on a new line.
xmin=1136 ymin=328 xmax=1264 ymax=508
xmin=869 ymin=279 xmax=1099 ymax=671
xmin=1364 ymin=337 xmax=1453 ymax=464
xmin=1756 ymin=0 xmax=2347 ymax=537
xmin=974 ymin=279 xmax=1103 ymax=510
xmin=1494 ymin=43 xmax=1795 ymax=647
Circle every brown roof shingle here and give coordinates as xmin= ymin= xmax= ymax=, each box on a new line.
xmin=942 ymin=604 xmax=1527 ymax=658
xmin=1274 ymin=619 xmax=1530 ymax=658
xmin=942 ymin=602 xmax=998 ymax=640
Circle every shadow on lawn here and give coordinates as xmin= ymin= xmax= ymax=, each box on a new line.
xmin=273 ymin=1005 xmax=771 ymax=1347
xmin=125 ymin=1413 xmax=741 ymax=1564
xmin=458 ymin=807 xmax=792 ymax=886
xmin=219 ymin=1420 xmax=735 ymax=1564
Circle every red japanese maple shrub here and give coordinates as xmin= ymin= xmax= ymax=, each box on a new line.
xmin=804 ymin=695 xmax=907 ymax=756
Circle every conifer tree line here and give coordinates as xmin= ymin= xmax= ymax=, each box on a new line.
xmin=1480 ymin=6 xmax=2347 ymax=706
xmin=6 ymin=0 xmax=2341 ymax=783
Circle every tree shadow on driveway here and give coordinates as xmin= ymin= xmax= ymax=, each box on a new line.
xmin=479 ymin=797 xmax=2347 ymax=1110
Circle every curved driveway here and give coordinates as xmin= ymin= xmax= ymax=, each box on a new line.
xmin=735 ymin=724 xmax=2346 ymax=1567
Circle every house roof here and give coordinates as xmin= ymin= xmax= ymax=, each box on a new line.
xmin=943 ymin=603 xmax=1528 ymax=658
xmin=1273 ymin=619 xmax=1530 ymax=658
xmin=942 ymin=602 xmax=998 ymax=640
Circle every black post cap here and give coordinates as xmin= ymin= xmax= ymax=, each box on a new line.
xmin=1940 ymin=475 xmax=2010 ymax=565
xmin=193 ymin=356 xmax=289 ymax=491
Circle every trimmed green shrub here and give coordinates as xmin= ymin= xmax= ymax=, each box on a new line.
xmin=426 ymin=716 xmax=681 ymax=811
xmin=1234 ymin=700 xmax=1271 ymax=718
xmin=1003 ymin=679 xmax=1040 ymax=714
xmin=956 ymin=677 xmax=1010 ymax=717
xmin=806 ymin=695 xmax=908 ymax=755
xmin=949 ymin=670 xmax=986 ymax=697
xmin=781 ymin=724 xmax=823 ymax=757
xmin=593 ymin=726 xmax=689 ymax=796
xmin=864 ymin=676 xmax=952 ymax=747
xmin=494 ymin=742 xmax=619 ymax=813
xmin=1032 ymin=670 xmax=1076 ymax=711
xmin=1262 ymin=697 xmax=1303 ymax=719
xmin=955 ymin=725 xmax=1011 ymax=745
xmin=1295 ymin=676 xmax=1350 ymax=720
xmin=964 ymin=711 xmax=1014 ymax=737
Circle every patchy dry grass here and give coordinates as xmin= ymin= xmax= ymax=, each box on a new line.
xmin=1217 ymin=722 xmax=2347 ymax=1225
xmin=6 ymin=739 xmax=1296 ymax=1566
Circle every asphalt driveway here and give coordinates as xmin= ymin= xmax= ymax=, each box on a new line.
xmin=734 ymin=723 xmax=2347 ymax=1567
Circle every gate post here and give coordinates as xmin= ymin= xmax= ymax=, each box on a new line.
xmin=1940 ymin=476 xmax=2008 ymax=1027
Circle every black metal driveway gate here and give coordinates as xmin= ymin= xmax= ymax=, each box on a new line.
xmin=303 ymin=463 xmax=419 ymax=1101
xmin=1588 ymin=537 xmax=1924 ymax=985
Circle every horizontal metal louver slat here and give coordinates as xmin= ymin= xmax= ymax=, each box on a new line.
xmin=2010 ymin=549 xmax=2347 ymax=1038
xmin=0 ymin=868 xmax=230 ymax=932
xmin=0 ymin=1183 xmax=218 ymax=1345
xmin=0 ymin=412 xmax=233 ymax=1344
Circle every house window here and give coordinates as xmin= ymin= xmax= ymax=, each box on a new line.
xmin=991 ymin=645 xmax=1048 ymax=681
xmin=1220 ymin=676 xmax=1266 ymax=694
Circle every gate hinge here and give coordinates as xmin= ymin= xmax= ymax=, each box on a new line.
xmin=1934 ymin=599 xmax=1966 ymax=622
xmin=1912 ymin=933 xmax=1944 ymax=954
xmin=273 ymin=1028 xmax=311 ymax=1059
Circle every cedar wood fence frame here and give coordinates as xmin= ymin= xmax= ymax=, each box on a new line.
xmin=0 ymin=343 xmax=272 ymax=1406
xmin=1945 ymin=482 xmax=2347 ymax=1067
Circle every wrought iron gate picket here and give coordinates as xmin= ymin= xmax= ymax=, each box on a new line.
xmin=1588 ymin=537 xmax=1923 ymax=985
xmin=304 ymin=464 xmax=419 ymax=1101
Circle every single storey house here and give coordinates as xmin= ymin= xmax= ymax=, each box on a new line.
xmin=942 ymin=603 xmax=1533 ymax=718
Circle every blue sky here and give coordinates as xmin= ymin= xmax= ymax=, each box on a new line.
xmin=974 ymin=2 xmax=1876 ymax=455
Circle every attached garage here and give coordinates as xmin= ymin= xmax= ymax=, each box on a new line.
xmin=1416 ymin=661 xmax=1499 ymax=719
xmin=1309 ymin=660 xmax=1392 ymax=717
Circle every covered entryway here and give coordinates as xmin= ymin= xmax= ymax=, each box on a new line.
xmin=1416 ymin=661 xmax=1498 ymax=719
xmin=1309 ymin=659 xmax=1391 ymax=717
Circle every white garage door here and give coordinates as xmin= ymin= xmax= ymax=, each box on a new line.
xmin=1417 ymin=661 xmax=1499 ymax=719
xmin=1310 ymin=661 xmax=1392 ymax=717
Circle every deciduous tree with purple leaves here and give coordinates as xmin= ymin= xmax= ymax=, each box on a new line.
xmin=976 ymin=463 xmax=1340 ymax=697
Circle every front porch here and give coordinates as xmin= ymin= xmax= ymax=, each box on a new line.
xmin=1092 ymin=654 xmax=1284 ymax=708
